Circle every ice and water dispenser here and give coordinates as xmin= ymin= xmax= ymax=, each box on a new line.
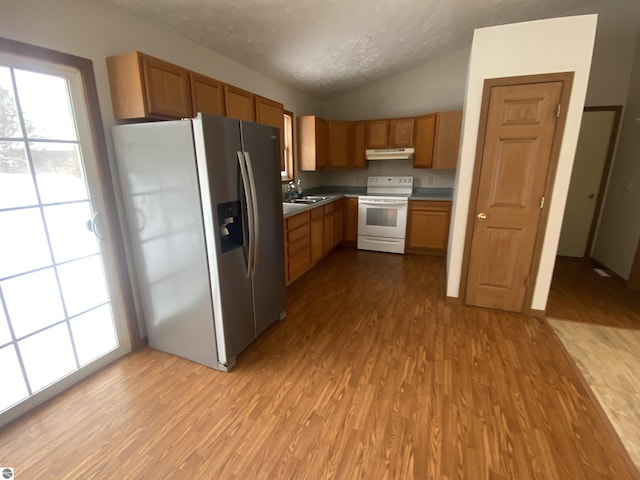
xmin=217 ymin=201 xmax=244 ymax=253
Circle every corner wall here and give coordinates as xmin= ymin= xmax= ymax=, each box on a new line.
xmin=591 ymin=30 xmax=640 ymax=279
xmin=447 ymin=15 xmax=597 ymax=311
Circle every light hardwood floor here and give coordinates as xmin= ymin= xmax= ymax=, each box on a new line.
xmin=0 ymin=250 xmax=637 ymax=479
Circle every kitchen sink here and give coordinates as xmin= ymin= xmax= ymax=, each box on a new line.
xmin=282 ymin=202 xmax=309 ymax=214
xmin=305 ymin=196 xmax=330 ymax=201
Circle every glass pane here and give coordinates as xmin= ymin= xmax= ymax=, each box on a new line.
xmin=2 ymin=268 xmax=65 ymax=338
xmin=0 ymin=66 xmax=21 ymax=138
xmin=0 ymin=208 xmax=52 ymax=279
xmin=70 ymin=305 xmax=117 ymax=366
xmin=18 ymin=323 xmax=77 ymax=393
xmin=0 ymin=298 xmax=11 ymax=345
xmin=14 ymin=69 xmax=77 ymax=141
xmin=366 ymin=208 xmax=398 ymax=227
xmin=31 ymin=142 xmax=88 ymax=204
xmin=0 ymin=141 xmax=38 ymax=209
xmin=57 ymin=256 xmax=108 ymax=317
xmin=44 ymin=202 xmax=99 ymax=264
xmin=0 ymin=345 xmax=29 ymax=413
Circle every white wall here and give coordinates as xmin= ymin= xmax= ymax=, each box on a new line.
xmin=591 ymin=31 xmax=640 ymax=279
xmin=447 ymin=15 xmax=597 ymax=311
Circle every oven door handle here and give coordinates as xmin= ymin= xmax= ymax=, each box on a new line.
xmin=359 ymin=199 xmax=408 ymax=207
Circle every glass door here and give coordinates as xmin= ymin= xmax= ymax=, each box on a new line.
xmin=0 ymin=54 xmax=130 ymax=425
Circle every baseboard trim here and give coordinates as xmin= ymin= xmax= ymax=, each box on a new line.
xmin=446 ymin=295 xmax=463 ymax=305
xmin=525 ymin=308 xmax=545 ymax=317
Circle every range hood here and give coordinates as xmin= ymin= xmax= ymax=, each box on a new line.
xmin=365 ymin=148 xmax=415 ymax=160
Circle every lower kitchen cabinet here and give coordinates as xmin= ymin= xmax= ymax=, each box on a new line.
xmin=310 ymin=207 xmax=324 ymax=264
xmin=334 ymin=199 xmax=344 ymax=245
xmin=285 ymin=211 xmax=310 ymax=284
xmin=406 ymin=200 xmax=452 ymax=255
xmin=323 ymin=202 xmax=335 ymax=254
xmin=343 ymin=197 xmax=358 ymax=244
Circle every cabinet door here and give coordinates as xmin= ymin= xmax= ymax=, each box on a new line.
xmin=324 ymin=210 xmax=335 ymax=254
xmin=389 ymin=118 xmax=415 ymax=147
xmin=433 ymin=110 xmax=462 ymax=169
xmin=334 ymin=200 xmax=344 ymax=245
xmin=343 ymin=197 xmax=358 ymax=243
xmin=413 ymin=113 xmax=437 ymax=168
xmin=190 ymin=72 xmax=225 ymax=116
xmin=353 ymin=121 xmax=366 ymax=168
xmin=285 ymin=212 xmax=310 ymax=284
xmin=297 ymin=116 xmax=327 ymax=171
xmin=327 ymin=121 xmax=352 ymax=168
xmin=310 ymin=207 xmax=324 ymax=264
xmin=255 ymin=95 xmax=285 ymax=170
xmin=406 ymin=201 xmax=451 ymax=253
xmin=224 ymin=84 xmax=255 ymax=121
xmin=141 ymin=54 xmax=193 ymax=118
xmin=365 ymin=120 xmax=389 ymax=149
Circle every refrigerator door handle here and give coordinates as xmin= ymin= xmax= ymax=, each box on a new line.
xmin=237 ymin=151 xmax=254 ymax=278
xmin=243 ymin=151 xmax=260 ymax=276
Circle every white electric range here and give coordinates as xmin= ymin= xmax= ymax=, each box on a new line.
xmin=357 ymin=176 xmax=413 ymax=254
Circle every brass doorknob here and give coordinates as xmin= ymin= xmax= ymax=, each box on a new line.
xmin=477 ymin=212 xmax=487 ymax=221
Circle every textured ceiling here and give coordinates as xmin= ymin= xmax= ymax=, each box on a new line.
xmin=106 ymin=0 xmax=623 ymax=98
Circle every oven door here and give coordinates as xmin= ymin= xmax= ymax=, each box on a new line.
xmin=357 ymin=197 xmax=408 ymax=239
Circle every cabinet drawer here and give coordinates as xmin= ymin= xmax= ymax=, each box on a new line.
xmin=310 ymin=206 xmax=324 ymax=220
xmin=287 ymin=225 xmax=309 ymax=245
xmin=323 ymin=202 xmax=334 ymax=214
xmin=286 ymin=212 xmax=309 ymax=230
xmin=288 ymin=248 xmax=310 ymax=279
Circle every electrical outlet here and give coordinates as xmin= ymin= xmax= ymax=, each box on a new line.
xmin=426 ymin=175 xmax=434 ymax=185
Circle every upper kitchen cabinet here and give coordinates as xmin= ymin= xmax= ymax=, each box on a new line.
xmin=353 ymin=121 xmax=366 ymax=168
xmin=255 ymin=95 xmax=285 ymax=169
xmin=365 ymin=119 xmax=389 ymax=149
xmin=107 ymin=51 xmax=193 ymax=120
xmin=298 ymin=115 xmax=328 ymax=171
xmin=327 ymin=121 xmax=353 ymax=168
xmin=413 ymin=113 xmax=436 ymax=168
xmin=365 ymin=117 xmax=415 ymax=149
xmin=224 ymin=84 xmax=256 ymax=122
xmin=413 ymin=110 xmax=462 ymax=169
xmin=432 ymin=110 xmax=462 ymax=169
xmin=190 ymin=72 xmax=225 ymax=116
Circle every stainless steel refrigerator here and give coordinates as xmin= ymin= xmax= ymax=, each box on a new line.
xmin=112 ymin=114 xmax=286 ymax=371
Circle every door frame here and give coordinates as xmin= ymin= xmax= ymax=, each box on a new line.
xmin=581 ymin=105 xmax=623 ymax=258
xmin=459 ymin=72 xmax=574 ymax=314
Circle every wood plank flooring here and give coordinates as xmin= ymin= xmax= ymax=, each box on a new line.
xmin=0 ymin=249 xmax=637 ymax=479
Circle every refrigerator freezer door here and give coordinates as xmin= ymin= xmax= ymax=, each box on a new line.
xmin=193 ymin=114 xmax=255 ymax=366
xmin=112 ymin=121 xmax=220 ymax=368
xmin=240 ymin=121 xmax=287 ymax=336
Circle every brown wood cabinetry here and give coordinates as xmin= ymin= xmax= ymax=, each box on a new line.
xmin=285 ymin=211 xmax=311 ymax=285
xmin=334 ymin=199 xmax=344 ymax=245
xmin=365 ymin=118 xmax=415 ymax=149
xmin=323 ymin=202 xmax=335 ymax=255
xmin=224 ymin=84 xmax=255 ymax=122
xmin=365 ymin=120 xmax=389 ymax=149
xmin=343 ymin=197 xmax=359 ymax=243
xmin=106 ymin=51 xmax=193 ymax=120
xmin=433 ymin=110 xmax=463 ymax=169
xmin=297 ymin=116 xmax=328 ymax=171
xmin=353 ymin=121 xmax=366 ymax=168
xmin=406 ymin=200 xmax=452 ymax=254
xmin=327 ymin=121 xmax=353 ymax=168
xmin=414 ymin=111 xmax=462 ymax=169
xmin=190 ymin=72 xmax=225 ymax=116
xmin=310 ymin=207 xmax=324 ymax=265
xmin=255 ymin=95 xmax=285 ymax=170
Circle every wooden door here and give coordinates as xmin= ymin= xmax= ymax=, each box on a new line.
xmin=327 ymin=121 xmax=352 ymax=168
xmin=432 ymin=110 xmax=462 ymax=169
xmin=323 ymin=203 xmax=335 ymax=254
xmin=190 ymin=72 xmax=225 ymax=116
xmin=310 ymin=207 xmax=324 ymax=264
xmin=141 ymin=54 xmax=192 ymax=118
xmin=413 ymin=114 xmax=436 ymax=168
xmin=365 ymin=120 xmax=389 ymax=148
xmin=464 ymin=77 xmax=569 ymax=312
xmin=389 ymin=118 xmax=415 ymax=147
xmin=344 ymin=197 xmax=358 ymax=242
xmin=224 ymin=84 xmax=255 ymax=121
xmin=316 ymin=118 xmax=328 ymax=169
xmin=334 ymin=200 xmax=344 ymax=244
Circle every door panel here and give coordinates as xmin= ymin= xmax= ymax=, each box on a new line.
xmin=465 ymin=81 xmax=563 ymax=312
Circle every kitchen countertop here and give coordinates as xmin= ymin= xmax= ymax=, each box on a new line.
xmin=282 ymin=187 xmax=454 ymax=218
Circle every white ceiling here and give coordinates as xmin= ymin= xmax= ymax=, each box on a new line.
xmin=105 ymin=0 xmax=637 ymax=99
